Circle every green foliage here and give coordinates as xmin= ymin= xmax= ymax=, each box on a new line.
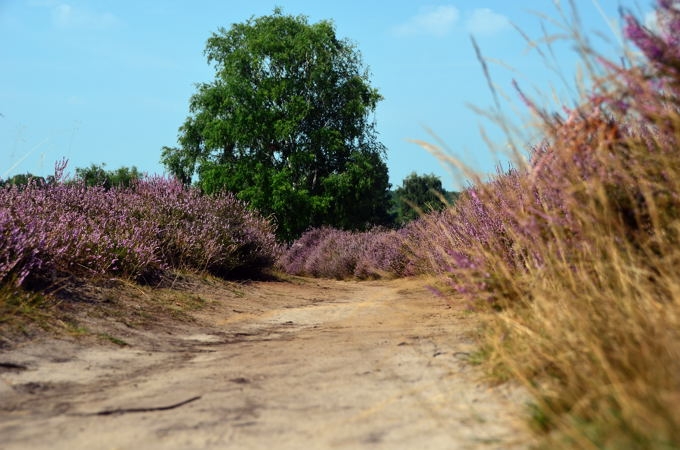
xmin=394 ymin=172 xmax=450 ymax=224
xmin=161 ymin=9 xmax=391 ymax=240
xmin=74 ymin=163 xmax=141 ymax=189
xmin=1 ymin=173 xmax=48 ymax=187
xmin=322 ymin=151 xmax=393 ymax=230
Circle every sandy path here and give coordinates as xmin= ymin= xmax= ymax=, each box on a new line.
xmin=0 ymin=278 xmax=529 ymax=449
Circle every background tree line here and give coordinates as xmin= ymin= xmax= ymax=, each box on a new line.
xmin=1 ymin=164 xmax=141 ymax=190
xmin=2 ymin=164 xmax=457 ymax=229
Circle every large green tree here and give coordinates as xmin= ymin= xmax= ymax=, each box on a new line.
xmin=162 ymin=9 xmax=391 ymax=240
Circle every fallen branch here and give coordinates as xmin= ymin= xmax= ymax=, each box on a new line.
xmin=81 ymin=395 xmax=201 ymax=416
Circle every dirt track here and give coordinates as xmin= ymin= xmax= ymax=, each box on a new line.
xmin=0 ymin=278 xmax=530 ymax=449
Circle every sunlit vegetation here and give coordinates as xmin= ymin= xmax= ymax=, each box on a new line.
xmin=2 ymin=2 xmax=679 ymax=447
xmin=278 ymin=1 xmax=680 ymax=447
xmin=1 ymin=162 xmax=277 ymax=288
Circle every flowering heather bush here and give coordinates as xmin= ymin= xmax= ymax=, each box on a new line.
xmin=0 ymin=180 xmax=160 ymax=285
xmin=278 ymin=227 xmax=370 ymax=279
xmin=278 ymin=226 xmax=409 ymax=279
xmin=353 ymin=227 xmax=411 ymax=278
xmin=0 ymin=173 xmax=277 ymax=287
xmin=129 ymin=177 xmax=278 ymax=277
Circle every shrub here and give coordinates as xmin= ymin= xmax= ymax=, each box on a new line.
xmin=129 ymin=177 xmax=278 ymax=277
xmin=0 ymin=173 xmax=277 ymax=287
xmin=278 ymin=226 xmax=409 ymax=279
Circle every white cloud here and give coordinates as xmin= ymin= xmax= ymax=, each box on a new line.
xmin=393 ymin=5 xmax=460 ymax=37
xmin=51 ymin=3 xmax=119 ymax=30
xmin=464 ymin=8 xmax=510 ymax=36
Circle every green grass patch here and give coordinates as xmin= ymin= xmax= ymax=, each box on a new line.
xmin=98 ymin=333 xmax=129 ymax=347
xmin=0 ymin=283 xmax=55 ymax=335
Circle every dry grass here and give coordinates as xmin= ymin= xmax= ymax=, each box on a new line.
xmin=0 ymin=283 xmax=57 ymax=345
xmin=410 ymin=2 xmax=680 ymax=447
xmin=0 ymin=272 xmax=221 ymax=348
xmin=481 ymin=176 xmax=680 ymax=448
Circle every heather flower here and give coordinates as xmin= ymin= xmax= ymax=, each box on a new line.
xmin=0 ymin=170 xmax=277 ymax=287
xmin=278 ymin=226 xmax=410 ymax=280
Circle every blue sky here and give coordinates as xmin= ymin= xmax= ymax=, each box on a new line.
xmin=0 ymin=0 xmax=653 ymax=189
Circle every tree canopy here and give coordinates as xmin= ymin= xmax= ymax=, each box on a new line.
xmin=394 ymin=172 xmax=449 ymax=224
xmin=74 ymin=164 xmax=142 ymax=189
xmin=161 ymin=9 xmax=391 ymax=240
xmin=0 ymin=173 xmax=48 ymax=188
